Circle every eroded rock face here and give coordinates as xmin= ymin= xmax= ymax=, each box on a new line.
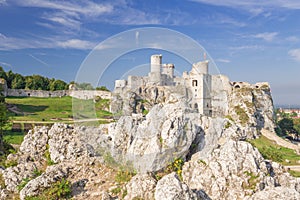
xmin=154 ymin=172 xmax=202 ymax=200
xmin=19 ymin=164 xmax=70 ymax=200
xmin=102 ymin=100 xmax=203 ymax=172
xmin=228 ymin=83 xmax=275 ymax=139
xmin=124 ymin=173 xmax=157 ymax=200
xmin=182 ymin=138 xmax=300 ymax=199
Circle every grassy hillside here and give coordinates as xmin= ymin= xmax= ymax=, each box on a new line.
xmin=4 ymin=96 xmax=113 ymax=144
xmin=249 ymin=135 xmax=300 ymax=177
xmin=6 ymin=96 xmax=112 ymax=122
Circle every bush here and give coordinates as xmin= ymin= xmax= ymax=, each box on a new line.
xmin=166 ymin=158 xmax=184 ymax=180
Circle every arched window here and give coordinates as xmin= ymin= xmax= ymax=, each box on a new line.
xmin=192 ymin=80 xmax=198 ymax=87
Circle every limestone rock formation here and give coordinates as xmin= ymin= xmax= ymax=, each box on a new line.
xmin=154 ymin=172 xmax=204 ymax=200
xmin=102 ymin=100 xmax=203 ymax=172
xmin=124 ymin=173 xmax=157 ymax=200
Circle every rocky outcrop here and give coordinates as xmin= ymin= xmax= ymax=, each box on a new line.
xmin=228 ymin=82 xmax=275 ymax=139
xmin=182 ymin=138 xmax=300 ymax=199
xmin=102 ymin=100 xmax=203 ymax=172
xmin=19 ymin=164 xmax=70 ymax=200
xmin=124 ymin=173 xmax=157 ymax=200
xmin=110 ymin=85 xmax=186 ymax=116
xmin=155 ymin=172 xmax=206 ymax=200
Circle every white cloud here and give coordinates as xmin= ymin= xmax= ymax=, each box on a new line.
xmin=216 ymin=59 xmax=231 ymax=63
xmin=0 ymin=0 xmax=6 ymax=5
xmin=288 ymin=49 xmax=300 ymax=62
xmin=57 ymin=39 xmax=96 ymax=49
xmin=190 ymin=0 xmax=300 ymax=10
xmin=0 ymin=61 xmax=12 ymax=67
xmin=15 ymin=0 xmax=113 ymax=17
xmin=286 ymin=36 xmax=299 ymax=42
xmin=253 ymin=32 xmax=278 ymax=42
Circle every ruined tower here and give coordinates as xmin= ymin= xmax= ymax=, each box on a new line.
xmin=148 ymin=54 xmax=162 ymax=85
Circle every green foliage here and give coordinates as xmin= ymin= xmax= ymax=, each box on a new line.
xmin=234 ymin=105 xmax=249 ymax=126
xmin=18 ymin=177 xmax=31 ymax=191
xmin=115 ymin=167 xmax=136 ymax=184
xmin=288 ymin=170 xmax=300 ymax=177
xmin=225 ymin=115 xmax=234 ymax=122
xmin=243 ymin=171 xmax=259 ymax=190
xmin=224 ymin=121 xmax=232 ymax=129
xmin=0 ymin=66 xmax=7 ymax=80
xmin=49 ymin=79 xmax=68 ymax=91
xmin=0 ymin=102 xmax=9 ymax=145
xmin=44 ymin=145 xmax=55 ymax=166
xmin=166 ymin=158 xmax=184 ymax=180
xmin=11 ymin=73 xmax=26 ymax=89
xmin=110 ymin=187 xmax=122 ymax=195
xmin=96 ymin=86 xmax=110 ymax=92
xmin=0 ymin=173 xmax=5 ymax=188
xmin=142 ymin=109 xmax=149 ymax=115
xmin=75 ymin=82 xmax=94 ymax=90
xmin=248 ymin=136 xmax=300 ymax=165
xmin=46 ymin=178 xmax=71 ymax=199
xmin=278 ymin=118 xmax=294 ymax=135
xmin=25 ymin=75 xmax=50 ymax=90
xmin=197 ymin=159 xmax=207 ymax=166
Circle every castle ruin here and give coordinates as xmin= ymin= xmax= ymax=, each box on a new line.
xmin=112 ymin=54 xmax=230 ymax=117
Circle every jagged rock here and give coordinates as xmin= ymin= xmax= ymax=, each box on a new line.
xmin=228 ymin=83 xmax=275 ymax=139
xmin=182 ymin=139 xmax=269 ymax=199
xmin=103 ymin=101 xmax=202 ymax=172
xmin=2 ymin=162 xmax=38 ymax=192
xmin=48 ymin=124 xmax=88 ymax=163
xmin=124 ymin=173 xmax=157 ymax=200
xmin=247 ymin=187 xmax=300 ymax=200
xmin=19 ymin=126 xmax=49 ymax=161
xmin=154 ymin=172 xmax=203 ymax=200
xmin=101 ymin=191 xmax=113 ymax=200
xmin=19 ymin=163 xmax=71 ymax=200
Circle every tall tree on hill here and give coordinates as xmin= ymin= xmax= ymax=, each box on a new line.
xmin=25 ymin=75 xmax=50 ymax=90
xmin=6 ymin=70 xmax=15 ymax=89
xmin=50 ymin=79 xmax=68 ymax=91
xmin=11 ymin=73 xmax=26 ymax=89
xmin=0 ymin=67 xmax=7 ymax=81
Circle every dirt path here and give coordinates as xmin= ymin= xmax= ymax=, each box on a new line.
xmin=261 ymin=128 xmax=300 ymax=152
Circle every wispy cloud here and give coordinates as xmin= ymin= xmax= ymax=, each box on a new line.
xmin=229 ymin=45 xmax=263 ymax=51
xmin=0 ymin=0 xmax=6 ymax=5
xmin=216 ymin=59 xmax=231 ymax=63
xmin=56 ymin=39 xmax=96 ymax=49
xmin=28 ymin=54 xmax=49 ymax=66
xmin=253 ymin=32 xmax=278 ymax=42
xmin=190 ymin=0 xmax=300 ymax=10
xmin=286 ymin=36 xmax=299 ymax=42
xmin=0 ymin=61 xmax=12 ymax=67
xmin=288 ymin=49 xmax=300 ymax=62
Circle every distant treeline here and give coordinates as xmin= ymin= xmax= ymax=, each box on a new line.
xmin=0 ymin=67 xmax=109 ymax=91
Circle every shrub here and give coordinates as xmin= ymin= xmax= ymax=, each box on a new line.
xmin=234 ymin=105 xmax=249 ymax=126
xmin=166 ymin=158 xmax=184 ymax=180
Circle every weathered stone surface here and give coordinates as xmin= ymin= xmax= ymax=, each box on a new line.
xmin=124 ymin=173 xmax=157 ymax=200
xmin=19 ymin=164 xmax=70 ymax=200
xmin=103 ymin=100 xmax=202 ymax=172
xmin=154 ymin=172 xmax=203 ymax=200
xmin=247 ymin=187 xmax=300 ymax=200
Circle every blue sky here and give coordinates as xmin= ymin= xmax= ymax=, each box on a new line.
xmin=0 ymin=0 xmax=300 ymax=106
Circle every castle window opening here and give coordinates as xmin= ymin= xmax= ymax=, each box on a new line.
xmin=192 ymin=80 xmax=198 ymax=87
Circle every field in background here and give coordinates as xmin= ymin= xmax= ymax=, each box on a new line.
xmin=4 ymin=96 xmax=113 ymax=144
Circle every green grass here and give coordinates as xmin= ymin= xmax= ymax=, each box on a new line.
xmin=288 ymin=170 xmax=300 ymax=177
xmin=6 ymin=96 xmax=113 ymax=123
xmin=248 ymin=136 xmax=300 ymax=166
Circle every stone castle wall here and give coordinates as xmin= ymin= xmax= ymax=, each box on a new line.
xmin=6 ymin=89 xmax=111 ymax=100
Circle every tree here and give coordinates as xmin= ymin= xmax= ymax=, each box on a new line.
xmin=11 ymin=73 xmax=25 ymax=89
xmin=75 ymin=82 xmax=94 ymax=90
xmin=278 ymin=118 xmax=294 ymax=135
xmin=50 ymin=79 xmax=67 ymax=91
xmin=6 ymin=70 xmax=15 ymax=89
xmin=96 ymin=86 xmax=110 ymax=92
xmin=0 ymin=67 xmax=7 ymax=81
xmin=25 ymin=75 xmax=50 ymax=90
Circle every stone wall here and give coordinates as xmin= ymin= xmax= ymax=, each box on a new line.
xmin=6 ymin=89 xmax=111 ymax=100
